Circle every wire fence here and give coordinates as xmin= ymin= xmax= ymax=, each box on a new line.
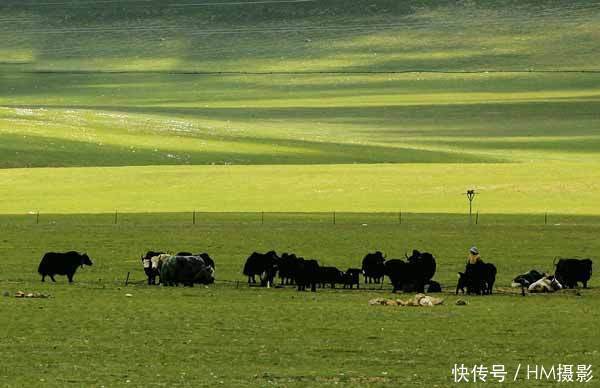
xmin=2 ymin=211 xmax=600 ymax=227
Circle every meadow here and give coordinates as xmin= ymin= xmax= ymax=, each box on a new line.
xmin=1 ymin=214 xmax=599 ymax=387
xmin=1 ymin=0 xmax=599 ymax=386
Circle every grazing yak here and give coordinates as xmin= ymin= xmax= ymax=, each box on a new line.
xmin=342 ymin=268 xmax=361 ymax=289
xmin=512 ymin=269 xmax=545 ymax=288
xmin=554 ymin=258 xmax=593 ymax=289
xmin=243 ymin=251 xmax=279 ymax=286
xmin=295 ymin=258 xmax=320 ymax=292
xmin=278 ymin=252 xmax=300 ymax=285
xmin=317 ymin=266 xmax=344 ymax=288
xmin=384 ymin=250 xmax=437 ymax=293
xmin=457 ymin=261 xmax=497 ymax=295
xmin=142 ymin=251 xmax=165 ymax=285
xmin=38 ymin=251 xmax=93 ymax=283
xmin=528 ymin=275 xmax=563 ymax=293
xmin=361 ymin=251 xmax=386 ymax=284
xmin=160 ymin=255 xmax=214 ymax=287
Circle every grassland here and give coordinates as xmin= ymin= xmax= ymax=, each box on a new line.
xmin=1 ymin=0 xmax=599 ymax=386
xmin=1 ymin=214 xmax=599 ymax=387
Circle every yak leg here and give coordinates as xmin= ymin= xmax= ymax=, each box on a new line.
xmin=41 ymin=274 xmax=45 ymax=282
xmin=67 ymin=273 xmax=74 ymax=283
xmin=50 ymin=275 xmax=56 ymax=282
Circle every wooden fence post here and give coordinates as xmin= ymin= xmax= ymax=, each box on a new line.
xmin=193 ymin=210 xmax=196 ymax=225
xmin=114 ymin=210 xmax=118 ymax=225
xmin=36 ymin=211 xmax=39 ymax=225
xmin=333 ymin=211 xmax=336 ymax=225
xmin=476 ymin=211 xmax=479 ymax=225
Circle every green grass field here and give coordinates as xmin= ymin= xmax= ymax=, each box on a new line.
xmin=1 ymin=214 xmax=599 ymax=387
xmin=1 ymin=0 xmax=599 ymax=386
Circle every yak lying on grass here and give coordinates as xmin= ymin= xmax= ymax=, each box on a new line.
xmin=554 ymin=258 xmax=593 ymax=288
xmin=511 ymin=269 xmax=545 ymax=288
xmin=38 ymin=251 xmax=93 ymax=283
xmin=160 ymin=255 xmax=214 ymax=287
xmin=528 ymin=276 xmax=563 ymax=293
xmin=176 ymin=252 xmax=215 ymax=272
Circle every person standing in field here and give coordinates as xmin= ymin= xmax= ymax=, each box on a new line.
xmin=468 ymin=246 xmax=481 ymax=265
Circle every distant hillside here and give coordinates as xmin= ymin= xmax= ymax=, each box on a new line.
xmin=1 ymin=0 xmax=599 ymax=72
xmin=0 ymin=0 xmax=599 ymax=170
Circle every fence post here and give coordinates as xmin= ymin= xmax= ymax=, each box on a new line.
xmin=476 ymin=211 xmax=479 ymax=225
xmin=545 ymin=212 xmax=548 ymax=225
xmin=399 ymin=210 xmax=402 ymax=224
xmin=193 ymin=210 xmax=196 ymax=225
xmin=114 ymin=210 xmax=118 ymax=224
xmin=36 ymin=211 xmax=39 ymax=225
xmin=125 ymin=271 xmax=130 ymax=286
xmin=261 ymin=211 xmax=264 ymax=225
xmin=333 ymin=211 xmax=336 ymax=225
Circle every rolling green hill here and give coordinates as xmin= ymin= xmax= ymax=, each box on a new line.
xmin=0 ymin=0 xmax=599 ymax=213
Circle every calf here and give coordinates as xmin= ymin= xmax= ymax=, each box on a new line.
xmin=38 ymin=251 xmax=93 ymax=283
xmin=317 ymin=266 xmax=344 ymax=288
xmin=528 ymin=276 xmax=563 ymax=293
xmin=425 ymin=280 xmax=442 ymax=293
xmin=342 ymin=268 xmax=361 ymax=289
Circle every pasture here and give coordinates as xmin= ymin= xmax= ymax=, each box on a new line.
xmin=1 ymin=214 xmax=599 ymax=386
xmin=1 ymin=0 xmax=599 ymax=386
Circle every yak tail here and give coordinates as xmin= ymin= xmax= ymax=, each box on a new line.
xmin=553 ymin=257 xmax=560 ymax=266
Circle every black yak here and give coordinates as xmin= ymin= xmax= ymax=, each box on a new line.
xmin=160 ymin=255 xmax=214 ymax=287
xmin=554 ymin=258 xmax=593 ymax=289
xmin=38 ymin=251 xmax=93 ymax=283
xmin=361 ymin=251 xmax=386 ymax=284
xmin=243 ymin=251 xmax=279 ymax=286
xmin=457 ymin=261 xmax=497 ymax=295
xmin=295 ymin=259 xmax=320 ymax=292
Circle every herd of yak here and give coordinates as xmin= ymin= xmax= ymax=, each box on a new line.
xmin=36 ymin=250 xmax=593 ymax=295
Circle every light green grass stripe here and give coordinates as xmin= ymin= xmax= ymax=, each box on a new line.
xmin=1 ymin=163 xmax=598 ymax=214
